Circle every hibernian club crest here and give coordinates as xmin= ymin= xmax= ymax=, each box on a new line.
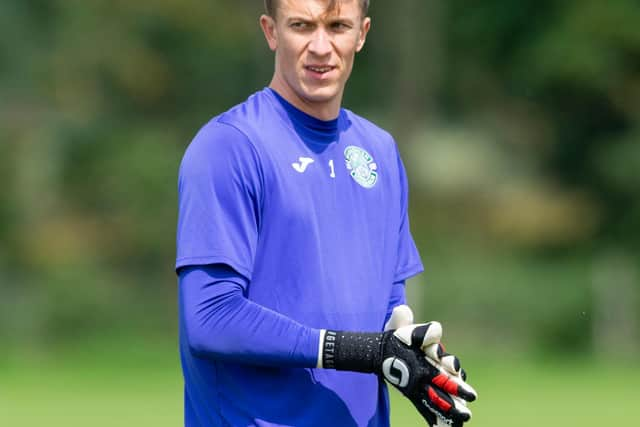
xmin=344 ymin=146 xmax=378 ymax=189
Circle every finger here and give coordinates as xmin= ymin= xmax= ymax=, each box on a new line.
xmin=459 ymin=379 xmax=477 ymax=402
xmin=384 ymin=304 xmax=414 ymax=331
xmin=411 ymin=322 xmax=442 ymax=348
xmin=433 ymin=395 xmax=468 ymax=427
xmin=440 ymin=355 xmax=460 ymax=376
xmin=422 ymin=343 xmax=478 ymax=402
xmin=425 ymin=385 xmax=472 ymax=423
xmin=448 ymin=396 xmax=470 ymax=427
xmin=423 ymin=343 xmax=461 ymax=376
xmin=431 ymin=371 xmax=478 ymax=402
xmin=451 ymin=395 xmax=469 ymax=410
xmin=393 ymin=322 xmax=442 ymax=348
xmin=425 ymin=386 xmax=472 ymax=423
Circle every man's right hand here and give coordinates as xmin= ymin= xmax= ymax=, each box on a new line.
xmin=377 ymin=323 xmax=477 ymax=427
xmin=320 ymin=322 xmax=477 ymax=427
xmin=384 ymin=306 xmax=477 ymax=426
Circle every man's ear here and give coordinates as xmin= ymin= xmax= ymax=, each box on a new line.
xmin=356 ymin=17 xmax=371 ymax=52
xmin=260 ymin=14 xmax=278 ymax=51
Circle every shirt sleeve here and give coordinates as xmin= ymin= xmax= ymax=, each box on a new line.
xmin=180 ymin=264 xmax=321 ymax=367
xmin=394 ymin=146 xmax=424 ymax=282
xmin=384 ymin=280 xmax=407 ymax=326
xmin=176 ymin=121 xmax=262 ymax=279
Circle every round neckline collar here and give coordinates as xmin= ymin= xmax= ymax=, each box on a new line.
xmin=266 ymin=88 xmax=342 ymax=144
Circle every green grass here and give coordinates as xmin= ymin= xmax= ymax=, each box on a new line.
xmin=2 ymin=342 xmax=638 ymax=426
xmin=389 ymin=356 xmax=640 ymax=426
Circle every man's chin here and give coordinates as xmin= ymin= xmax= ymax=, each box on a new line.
xmin=300 ymin=87 xmax=341 ymax=104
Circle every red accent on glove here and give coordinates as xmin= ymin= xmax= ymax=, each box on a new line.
xmin=432 ymin=373 xmax=459 ymax=396
xmin=428 ymin=386 xmax=452 ymax=411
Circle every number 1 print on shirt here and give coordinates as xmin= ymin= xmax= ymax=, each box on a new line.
xmin=328 ymin=159 xmax=336 ymax=178
xmin=291 ymin=157 xmax=337 ymax=179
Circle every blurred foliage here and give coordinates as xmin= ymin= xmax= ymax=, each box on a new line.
xmin=0 ymin=0 xmax=638 ymax=357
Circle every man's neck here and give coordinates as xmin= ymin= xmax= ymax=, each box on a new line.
xmin=268 ymin=79 xmax=341 ymax=121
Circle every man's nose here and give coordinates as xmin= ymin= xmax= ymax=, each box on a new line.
xmin=308 ymin=29 xmax=332 ymax=56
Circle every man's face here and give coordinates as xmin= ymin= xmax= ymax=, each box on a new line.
xmin=260 ymin=0 xmax=370 ymax=117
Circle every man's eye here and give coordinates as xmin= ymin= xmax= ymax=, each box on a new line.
xmin=290 ymin=22 xmax=310 ymax=30
xmin=330 ymin=22 xmax=351 ymax=31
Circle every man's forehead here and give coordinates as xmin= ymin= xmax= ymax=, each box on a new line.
xmin=277 ymin=0 xmax=359 ymax=20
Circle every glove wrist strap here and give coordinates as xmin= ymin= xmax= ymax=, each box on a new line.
xmin=321 ymin=330 xmax=384 ymax=373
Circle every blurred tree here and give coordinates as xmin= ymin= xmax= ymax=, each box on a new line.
xmin=1 ymin=0 xmax=638 ymax=355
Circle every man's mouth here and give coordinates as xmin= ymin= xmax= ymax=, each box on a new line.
xmin=306 ymin=65 xmax=334 ymax=73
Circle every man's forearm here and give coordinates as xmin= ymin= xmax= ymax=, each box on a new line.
xmin=179 ymin=264 xmax=320 ymax=367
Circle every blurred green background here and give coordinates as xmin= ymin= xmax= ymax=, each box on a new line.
xmin=1 ymin=0 xmax=639 ymax=425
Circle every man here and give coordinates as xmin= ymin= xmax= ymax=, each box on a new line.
xmin=175 ymin=1 xmax=477 ymax=426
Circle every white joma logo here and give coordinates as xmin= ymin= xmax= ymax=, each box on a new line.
xmin=292 ymin=157 xmax=314 ymax=173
